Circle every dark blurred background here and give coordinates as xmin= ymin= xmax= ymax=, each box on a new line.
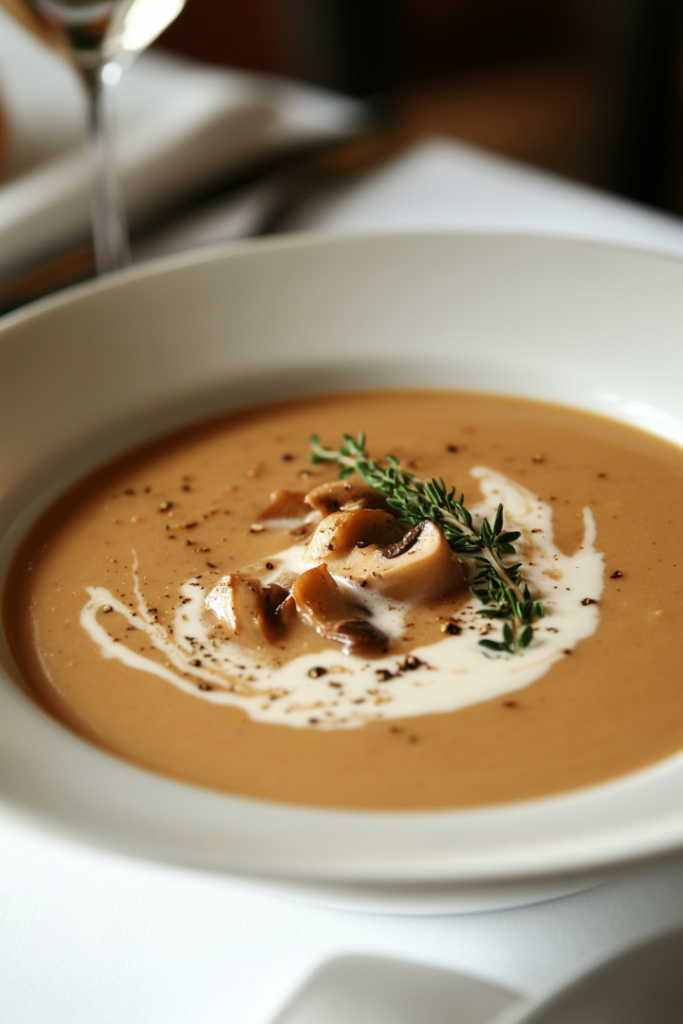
xmin=158 ymin=0 xmax=683 ymax=215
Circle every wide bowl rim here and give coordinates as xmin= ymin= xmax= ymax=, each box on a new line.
xmin=5 ymin=224 xmax=683 ymax=330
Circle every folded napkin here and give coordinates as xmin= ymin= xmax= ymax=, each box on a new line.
xmin=0 ymin=9 xmax=365 ymax=279
xmin=283 ymin=135 xmax=683 ymax=257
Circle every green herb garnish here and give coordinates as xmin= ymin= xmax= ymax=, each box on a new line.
xmin=310 ymin=432 xmax=544 ymax=653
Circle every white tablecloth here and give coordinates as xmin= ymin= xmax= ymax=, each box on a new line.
xmin=4 ymin=136 xmax=683 ymax=1023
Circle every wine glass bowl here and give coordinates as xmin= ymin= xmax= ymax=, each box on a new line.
xmin=26 ymin=0 xmax=186 ymax=68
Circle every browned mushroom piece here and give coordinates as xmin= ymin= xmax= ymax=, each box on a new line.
xmin=258 ymin=489 xmax=310 ymax=523
xmin=206 ymin=574 xmax=295 ymax=645
xmin=305 ymin=479 xmax=390 ymax=517
xmin=303 ymin=508 xmax=404 ymax=565
xmin=292 ymin=563 xmax=387 ymax=655
xmin=310 ymin=515 xmax=466 ymax=603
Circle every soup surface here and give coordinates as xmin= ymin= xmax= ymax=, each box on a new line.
xmin=5 ymin=390 xmax=683 ymax=808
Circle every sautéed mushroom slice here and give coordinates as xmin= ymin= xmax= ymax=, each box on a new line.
xmin=304 ymin=511 xmax=466 ymax=602
xmin=305 ymin=479 xmax=390 ymax=515
xmin=206 ymin=575 xmax=295 ymax=646
xmin=292 ymin=563 xmax=387 ymax=655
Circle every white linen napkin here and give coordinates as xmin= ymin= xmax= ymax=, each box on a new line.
xmin=283 ymin=135 xmax=683 ymax=256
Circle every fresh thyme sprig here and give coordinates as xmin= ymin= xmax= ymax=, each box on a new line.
xmin=310 ymin=432 xmax=544 ymax=653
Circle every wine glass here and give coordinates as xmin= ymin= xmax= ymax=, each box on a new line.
xmin=2 ymin=0 xmax=186 ymax=273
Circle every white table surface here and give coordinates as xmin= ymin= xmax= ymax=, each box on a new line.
xmin=4 ymin=124 xmax=683 ymax=1021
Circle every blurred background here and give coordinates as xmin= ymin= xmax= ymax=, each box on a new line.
xmin=157 ymin=0 xmax=683 ymax=215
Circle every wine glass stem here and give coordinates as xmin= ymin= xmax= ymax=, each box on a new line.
xmin=81 ymin=62 xmax=131 ymax=275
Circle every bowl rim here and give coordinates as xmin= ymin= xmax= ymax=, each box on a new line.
xmin=5 ymin=223 xmax=683 ymax=328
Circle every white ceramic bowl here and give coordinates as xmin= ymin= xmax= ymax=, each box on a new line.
xmin=0 ymin=233 xmax=682 ymax=914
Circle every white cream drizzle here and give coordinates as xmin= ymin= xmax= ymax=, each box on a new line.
xmin=80 ymin=466 xmax=604 ymax=728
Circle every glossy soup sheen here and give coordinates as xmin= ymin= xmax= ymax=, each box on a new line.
xmin=5 ymin=391 xmax=683 ymax=808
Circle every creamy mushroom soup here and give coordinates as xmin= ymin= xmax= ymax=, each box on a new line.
xmin=5 ymin=391 xmax=683 ymax=808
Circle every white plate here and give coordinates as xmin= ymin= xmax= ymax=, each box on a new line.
xmin=0 ymin=232 xmax=681 ymax=912
xmin=500 ymin=925 xmax=683 ymax=1024
xmin=268 ymin=927 xmax=683 ymax=1024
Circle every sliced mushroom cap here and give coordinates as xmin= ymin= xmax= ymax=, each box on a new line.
xmin=331 ymin=519 xmax=466 ymax=602
xmin=305 ymin=479 xmax=390 ymax=517
xmin=206 ymin=574 xmax=294 ymax=645
xmin=303 ymin=508 xmax=404 ymax=565
xmin=292 ymin=563 xmax=387 ymax=655
xmin=258 ymin=489 xmax=310 ymax=523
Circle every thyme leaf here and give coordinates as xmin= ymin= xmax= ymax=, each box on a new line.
xmin=310 ymin=432 xmax=544 ymax=654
